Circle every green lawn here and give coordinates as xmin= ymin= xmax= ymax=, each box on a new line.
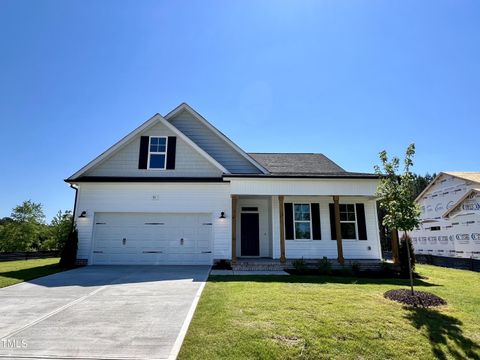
xmin=0 ymin=258 xmax=62 ymax=288
xmin=179 ymin=265 xmax=480 ymax=360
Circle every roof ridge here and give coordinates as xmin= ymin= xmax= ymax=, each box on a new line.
xmin=248 ymin=152 xmax=323 ymax=155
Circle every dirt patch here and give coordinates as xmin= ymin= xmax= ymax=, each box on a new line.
xmin=271 ymin=335 xmax=304 ymax=346
xmin=384 ymin=289 xmax=447 ymax=307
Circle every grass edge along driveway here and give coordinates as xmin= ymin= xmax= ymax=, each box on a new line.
xmin=179 ymin=265 xmax=480 ymax=360
xmin=0 ymin=258 xmax=62 ymax=289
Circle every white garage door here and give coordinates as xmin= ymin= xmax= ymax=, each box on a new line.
xmin=91 ymin=213 xmax=213 ymax=265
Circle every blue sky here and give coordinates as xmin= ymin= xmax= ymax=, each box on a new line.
xmin=0 ymin=0 xmax=479 ymax=221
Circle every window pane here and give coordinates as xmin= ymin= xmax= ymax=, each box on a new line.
xmin=346 ymin=204 xmax=354 ymax=213
xmin=150 ymin=137 xmax=166 ymax=152
xmin=295 ymin=222 xmax=311 ymax=239
xmin=149 ymin=154 xmax=165 ymax=168
xmin=341 ymin=223 xmax=356 ymax=239
xmin=294 ymin=204 xmax=310 ymax=221
xmin=294 ymin=204 xmax=302 ymax=220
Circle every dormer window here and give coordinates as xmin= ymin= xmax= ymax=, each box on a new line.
xmin=148 ymin=136 xmax=167 ymax=169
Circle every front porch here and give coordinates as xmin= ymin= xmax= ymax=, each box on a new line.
xmin=230 ymin=193 xmax=383 ymax=267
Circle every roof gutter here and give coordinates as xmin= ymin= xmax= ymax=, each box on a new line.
xmin=222 ymin=174 xmax=380 ymax=180
xmin=69 ymin=184 xmax=78 ymax=231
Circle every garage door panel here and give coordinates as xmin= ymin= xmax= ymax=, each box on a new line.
xmin=92 ymin=213 xmax=213 ymax=265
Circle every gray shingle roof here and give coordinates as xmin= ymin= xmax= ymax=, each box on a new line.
xmin=247 ymin=153 xmax=377 ymax=178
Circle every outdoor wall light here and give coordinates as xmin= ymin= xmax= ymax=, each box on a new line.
xmin=219 ymin=211 xmax=226 ymax=219
xmin=79 ymin=211 xmax=87 ymax=218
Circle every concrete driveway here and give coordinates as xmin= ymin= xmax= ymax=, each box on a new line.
xmin=0 ymin=265 xmax=210 ymax=360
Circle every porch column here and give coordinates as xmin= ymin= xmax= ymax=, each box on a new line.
xmin=278 ymin=195 xmax=286 ymax=263
xmin=231 ymin=195 xmax=238 ymax=264
xmin=333 ymin=195 xmax=345 ymax=265
xmin=391 ymin=229 xmax=400 ymax=265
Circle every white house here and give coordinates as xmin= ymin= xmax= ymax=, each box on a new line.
xmin=66 ymin=103 xmax=383 ymax=266
xmin=410 ymin=172 xmax=480 ymax=259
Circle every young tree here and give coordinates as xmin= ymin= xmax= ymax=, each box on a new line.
xmin=374 ymin=144 xmax=421 ymax=295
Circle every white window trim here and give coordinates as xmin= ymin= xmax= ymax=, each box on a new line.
xmin=339 ymin=203 xmax=358 ymax=240
xmin=293 ymin=203 xmax=313 ymax=241
xmin=147 ymin=136 xmax=168 ymax=170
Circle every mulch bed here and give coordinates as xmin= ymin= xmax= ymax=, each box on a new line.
xmin=384 ymin=289 xmax=447 ymax=307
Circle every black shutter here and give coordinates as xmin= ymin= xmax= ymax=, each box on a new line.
xmin=311 ymin=203 xmax=321 ymax=240
xmin=166 ymin=136 xmax=176 ymax=170
xmin=329 ymin=203 xmax=337 ymax=240
xmin=284 ymin=203 xmax=294 ymax=240
xmin=138 ymin=136 xmax=149 ymax=169
xmin=356 ymin=203 xmax=367 ymax=240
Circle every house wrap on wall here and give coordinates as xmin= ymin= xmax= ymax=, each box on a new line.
xmin=410 ymin=172 xmax=480 ymax=259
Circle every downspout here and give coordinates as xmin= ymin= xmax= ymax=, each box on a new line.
xmin=69 ymin=184 xmax=78 ymax=231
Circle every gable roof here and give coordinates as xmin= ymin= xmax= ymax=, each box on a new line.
xmin=415 ymin=171 xmax=480 ymax=202
xmin=443 ymin=172 xmax=480 ymax=183
xmin=443 ymin=187 xmax=480 ymax=218
xmin=66 ymin=113 xmax=229 ymax=181
xmin=165 ymin=103 xmax=269 ymax=174
xmin=247 ymin=153 xmax=378 ymax=178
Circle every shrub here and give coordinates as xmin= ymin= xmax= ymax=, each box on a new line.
xmin=399 ymin=233 xmax=415 ymax=276
xmin=59 ymin=228 xmax=78 ymax=268
xmin=380 ymin=260 xmax=393 ymax=274
xmin=292 ymin=258 xmax=307 ymax=274
xmin=351 ymin=261 xmax=361 ymax=275
xmin=213 ymin=259 xmax=231 ymax=270
xmin=338 ymin=266 xmax=354 ymax=277
xmin=317 ymin=257 xmax=332 ymax=275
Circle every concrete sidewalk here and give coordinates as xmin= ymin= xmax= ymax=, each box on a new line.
xmin=0 ymin=265 xmax=209 ymax=360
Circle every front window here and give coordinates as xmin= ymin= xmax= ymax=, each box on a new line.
xmin=148 ymin=137 xmax=167 ymax=169
xmin=294 ymin=204 xmax=311 ymax=239
xmin=340 ymin=204 xmax=357 ymax=239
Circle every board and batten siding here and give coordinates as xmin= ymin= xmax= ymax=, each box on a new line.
xmin=84 ymin=121 xmax=223 ymax=177
xmin=271 ymin=196 xmax=382 ymax=260
xmin=168 ymin=109 xmax=261 ymax=174
xmin=74 ymin=183 xmax=231 ymax=263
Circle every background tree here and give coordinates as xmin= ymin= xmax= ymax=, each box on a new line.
xmin=42 ymin=210 xmax=73 ymax=250
xmin=412 ymin=173 xmax=437 ymax=201
xmin=0 ymin=200 xmax=48 ymax=251
xmin=0 ymin=201 xmax=72 ymax=252
xmin=374 ymin=144 xmax=421 ymax=295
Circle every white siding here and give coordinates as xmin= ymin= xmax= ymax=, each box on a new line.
xmin=271 ymin=196 xmax=382 ymax=260
xmin=73 ymin=179 xmax=384 ymax=264
xmin=75 ymin=183 xmax=231 ymax=263
xmin=168 ymin=109 xmax=261 ymax=174
xmin=85 ymin=121 xmax=223 ymax=177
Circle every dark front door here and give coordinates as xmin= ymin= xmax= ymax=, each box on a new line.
xmin=241 ymin=213 xmax=260 ymax=256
